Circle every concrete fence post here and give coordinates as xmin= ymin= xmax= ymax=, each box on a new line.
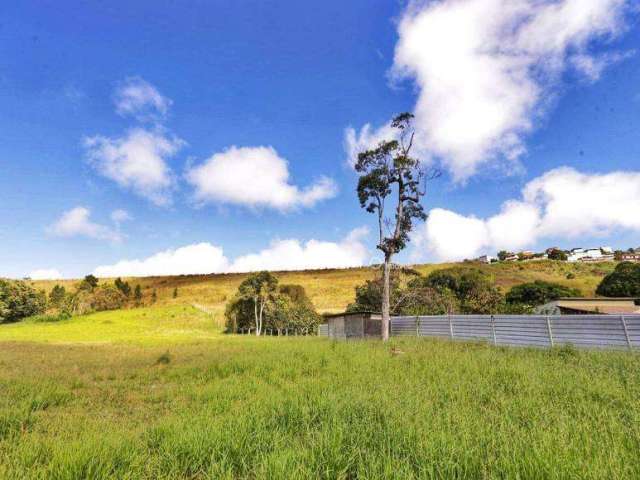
xmin=415 ymin=316 xmax=420 ymax=338
xmin=621 ymin=315 xmax=632 ymax=349
xmin=546 ymin=316 xmax=554 ymax=347
xmin=448 ymin=314 xmax=454 ymax=340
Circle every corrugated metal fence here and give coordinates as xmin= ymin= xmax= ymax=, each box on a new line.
xmin=320 ymin=315 xmax=640 ymax=349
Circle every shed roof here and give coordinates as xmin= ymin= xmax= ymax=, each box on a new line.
xmin=322 ymin=311 xmax=380 ymax=319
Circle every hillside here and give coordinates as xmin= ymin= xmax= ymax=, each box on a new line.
xmin=27 ymin=260 xmax=617 ymax=325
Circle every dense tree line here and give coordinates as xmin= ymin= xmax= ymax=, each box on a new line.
xmin=0 ymin=275 xmax=150 ymax=324
xmin=225 ymin=271 xmax=320 ymax=335
xmin=346 ymin=266 xmax=584 ymax=315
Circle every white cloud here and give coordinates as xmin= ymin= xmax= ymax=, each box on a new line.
xmin=47 ymin=207 xmax=123 ymax=243
xmin=228 ymin=227 xmax=369 ymax=272
xmin=185 ymin=146 xmax=338 ymax=211
xmin=93 ymin=243 xmax=230 ymax=277
xmin=347 ymin=0 xmax=631 ymax=181
xmin=413 ymin=167 xmax=640 ymax=261
xmin=92 ymin=228 xmax=369 ymax=277
xmin=113 ymin=77 xmax=172 ymax=121
xmin=84 ymin=129 xmax=184 ymax=206
xmin=344 ymin=122 xmax=397 ymax=167
xmin=110 ymin=209 xmax=132 ymax=224
xmin=28 ymin=269 xmax=63 ymax=280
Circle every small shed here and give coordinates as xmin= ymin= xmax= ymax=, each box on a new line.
xmin=322 ymin=312 xmax=382 ymax=340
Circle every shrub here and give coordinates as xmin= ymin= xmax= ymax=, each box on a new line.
xmin=596 ymin=262 xmax=640 ymax=297
xmin=27 ymin=311 xmax=71 ymax=323
xmin=49 ymin=285 xmax=66 ymax=306
xmin=506 ymin=280 xmax=581 ymax=307
xmin=0 ymin=280 xmax=46 ymax=324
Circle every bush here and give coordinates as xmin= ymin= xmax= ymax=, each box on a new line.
xmin=506 ymin=280 xmax=581 ymax=307
xmin=0 ymin=280 xmax=46 ymax=324
xmin=596 ymin=262 xmax=640 ymax=297
xmin=27 ymin=311 xmax=71 ymax=323
xmin=224 ymin=274 xmax=320 ymax=333
xmin=67 ymin=284 xmax=126 ymax=316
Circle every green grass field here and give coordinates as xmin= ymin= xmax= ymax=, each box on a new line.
xmin=1 ymin=304 xmax=640 ymax=479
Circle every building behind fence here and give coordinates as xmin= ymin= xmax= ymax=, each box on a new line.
xmin=319 ymin=314 xmax=640 ymax=350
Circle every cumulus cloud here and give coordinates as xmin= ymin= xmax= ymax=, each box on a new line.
xmin=84 ymin=129 xmax=184 ymax=206
xmin=185 ymin=146 xmax=338 ymax=211
xmin=413 ymin=167 xmax=640 ymax=261
xmin=47 ymin=207 xmax=123 ymax=243
xmin=346 ymin=0 xmax=632 ymax=180
xmin=228 ymin=227 xmax=369 ymax=272
xmin=92 ymin=228 xmax=369 ymax=277
xmin=93 ymin=243 xmax=230 ymax=277
xmin=28 ymin=269 xmax=63 ymax=280
xmin=113 ymin=77 xmax=172 ymax=121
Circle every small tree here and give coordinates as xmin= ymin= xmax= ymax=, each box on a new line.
xmin=134 ymin=285 xmax=143 ymax=305
xmin=547 ymin=249 xmax=568 ymax=261
xmin=596 ymin=262 xmax=640 ymax=297
xmin=114 ymin=278 xmax=131 ymax=297
xmin=151 ymin=289 xmax=158 ymax=304
xmin=49 ymin=285 xmax=66 ymax=306
xmin=355 ymin=113 xmax=437 ymax=340
xmin=237 ymin=271 xmax=278 ymax=336
xmin=497 ymin=250 xmax=510 ymax=261
xmin=172 ymin=287 xmax=178 ymax=299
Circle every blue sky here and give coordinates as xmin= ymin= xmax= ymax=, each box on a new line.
xmin=1 ymin=0 xmax=639 ymax=279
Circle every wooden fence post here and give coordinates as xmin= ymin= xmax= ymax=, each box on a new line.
xmin=621 ymin=315 xmax=632 ymax=349
xmin=546 ymin=316 xmax=554 ymax=347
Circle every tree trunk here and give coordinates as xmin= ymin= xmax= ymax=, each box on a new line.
xmin=381 ymin=256 xmax=391 ymax=341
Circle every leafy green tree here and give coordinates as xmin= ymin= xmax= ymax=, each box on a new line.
xmin=78 ymin=274 xmax=99 ymax=292
xmin=237 ymin=271 xmax=278 ymax=336
xmin=422 ymin=267 xmax=504 ymax=314
xmin=596 ymin=262 xmax=640 ymax=297
xmin=0 ymin=280 xmax=46 ymax=323
xmin=114 ymin=278 xmax=131 ymax=297
xmin=49 ymin=285 xmax=66 ymax=306
xmin=547 ymin=249 xmax=568 ymax=261
xmin=355 ymin=113 xmax=438 ymax=340
xmin=134 ymin=285 xmax=143 ymax=305
xmin=506 ymin=280 xmax=580 ymax=307
xmin=497 ymin=250 xmax=511 ymax=261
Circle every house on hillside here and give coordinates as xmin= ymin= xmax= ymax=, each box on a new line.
xmin=535 ymin=298 xmax=640 ymax=315
xmin=620 ymin=252 xmax=640 ymax=262
xmin=567 ymin=247 xmax=615 ymax=263
xmin=475 ymin=255 xmax=495 ymax=264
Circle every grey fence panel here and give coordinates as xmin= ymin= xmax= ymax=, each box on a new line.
xmin=391 ymin=316 xmax=418 ymax=336
xmin=494 ymin=315 xmax=551 ymax=347
xmin=451 ymin=315 xmax=492 ymax=341
xmin=625 ymin=316 xmax=640 ymax=347
xmin=551 ymin=315 xmax=629 ymax=348
xmin=388 ymin=314 xmax=640 ymax=350
xmin=318 ymin=324 xmax=328 ymax=336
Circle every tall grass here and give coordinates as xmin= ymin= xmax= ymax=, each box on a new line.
xmin=1 ymin=318 xmax=639 ymax=478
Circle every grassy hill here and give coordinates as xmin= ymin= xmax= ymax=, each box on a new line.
xmin=27 ymin=260 xmax=616 ymax=326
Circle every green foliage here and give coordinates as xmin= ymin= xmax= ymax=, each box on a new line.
xmin=78 ymin=274 xmax=99 ymax=292
xmin=506 ymin=280 xmax=581 ymax=308
xmin=134 ymin=285 xmax=143 ymax=304
xmin=27 ymin=311 xmax=71 ymax=323
xmin=497 ymin=250 xmax=511 ymax=261
xmin=355 ymin=113 xmax=430 ymax=257
xmin=49 ymin=285 xmax=66 ymax=306
xmin=225 ymin=273 xmax=320 ymax=333
xmin=172 ymin=287 xmax=178 ymax=299
xmin=548 ymin=248 xmax=568 ymax=261
xmin=151 ymin=289 xmax=158 ymax=304
xmin=0 ymin=280 xmax=46 ymax=324
xmin=114 ymin=278 xmax=131 ymax=297
xmin=67 ymin=284 xmax=126 ymax=316
xmin=596 ymin=262 xmax=640 ymax=297
xmin=422 ymin=267 xmax=504 ymax=314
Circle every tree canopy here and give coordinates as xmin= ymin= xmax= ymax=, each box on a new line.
xmin=506 ymin=280 xmax=580 ymax=308
xmin=596 ymin=262 xmax=640 ymax=297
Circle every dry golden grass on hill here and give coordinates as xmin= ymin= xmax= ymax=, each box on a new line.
xmin=27 ymin=261 xmax=616 ymax=324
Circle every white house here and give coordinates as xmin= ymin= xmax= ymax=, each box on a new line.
xmin=567 ymin=247 xmax=615 ymax=263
